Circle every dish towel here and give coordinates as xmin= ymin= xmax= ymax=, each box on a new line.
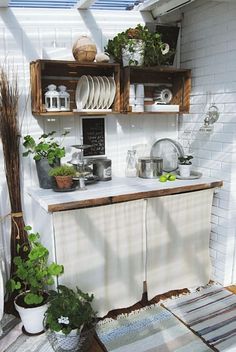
xmin=53 ymin=200 xmax=145 ymax=316
xmin=146 ymin=189 xmax=214 ymax=299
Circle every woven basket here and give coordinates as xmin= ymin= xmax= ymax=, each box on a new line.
xmin=46 ymin=324 xmax=96 ymax=352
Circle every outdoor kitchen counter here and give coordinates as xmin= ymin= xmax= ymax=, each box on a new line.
xmin=28 ymin=176 xmax=223 ymax=213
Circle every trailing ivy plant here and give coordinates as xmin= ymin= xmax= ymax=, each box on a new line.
xmin=6 ymin=226 xmax=64 ymax=306
xmin=23 ymin=130 xmax=69 ymax=165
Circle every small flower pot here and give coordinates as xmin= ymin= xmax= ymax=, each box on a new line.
xmin=47 ymin=329 xmax=81 ymax=351
xmin=55 ymin=176 xmax=73 ymax=189
xmin=178 ymin=164 xmax=191 ymax=178
xmin=14 ymin=292 xmax=48 ymax=335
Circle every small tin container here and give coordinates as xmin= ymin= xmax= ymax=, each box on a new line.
xmin=138 ymin=157 xmax=163 ymax=179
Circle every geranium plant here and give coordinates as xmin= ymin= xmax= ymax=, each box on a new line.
xmin=45 ymin=285 xmax=96 ymax=335
xmin=23 ymin=130 xmax=69 ymax=165
xmin=6 ymin=226 xmax=64 ymax=306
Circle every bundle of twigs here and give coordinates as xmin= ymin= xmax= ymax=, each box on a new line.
xmin=0 ymin=67 xmax=29 ymax=277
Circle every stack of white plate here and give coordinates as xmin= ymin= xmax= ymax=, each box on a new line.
xmin=75 ymin=75 xmax=116 ymax=111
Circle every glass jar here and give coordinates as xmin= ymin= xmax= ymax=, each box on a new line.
xmin=125 ymin=150 xmax=137 ymax=177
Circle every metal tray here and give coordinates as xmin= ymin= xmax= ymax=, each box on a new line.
xmin=150 ymin=138 xmax=185 ymax=172
xmin=176 ymin=171 xmax=202 ymax=180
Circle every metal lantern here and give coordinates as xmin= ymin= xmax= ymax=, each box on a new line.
xmin=45 ymin=84 xmax=60 ymax=111
xmin=58 ymin=85 xmax=70 ymax=111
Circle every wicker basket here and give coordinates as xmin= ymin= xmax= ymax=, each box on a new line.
xmin=46 ymin=324 xmax=96 ymax=352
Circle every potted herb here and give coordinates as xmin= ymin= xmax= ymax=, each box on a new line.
xmin=6 ymin=226 xmax=64 ymax=335
xmin=48 ymin=164 xmax=76 ymax=190
xmin=178 ymin=155 xmax=193 ymax=177
xmin=104 ymin=24 xmax=172 ymax=67
xmin=45 ymin=285 xmax=96 ymax=351
xmin=23 ymin=130 xmax=69 ymax=189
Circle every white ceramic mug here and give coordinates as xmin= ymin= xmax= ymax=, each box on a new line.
xmin=136 ymin=84 xmax=144 ymax=97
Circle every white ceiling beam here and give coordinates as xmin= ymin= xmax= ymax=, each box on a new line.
xmin=76 ymin=0 xmax=96 ymax=9
xmin=0 ymin=0 xmax=9 ymax=7
xmin=136 ymin=0 xmax=158 ymax=11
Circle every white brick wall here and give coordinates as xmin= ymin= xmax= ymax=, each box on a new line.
xmin=179 ymin=0 xmax=236 ymax=285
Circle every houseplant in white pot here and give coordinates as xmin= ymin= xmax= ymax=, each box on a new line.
xmin=6 ymin=226 xmax=64 ymax=335
xmin=22 ymin=130 xmax=69 ymax=189
xmin=178 ymin=155 xmax=193 ymax=177
xmin=45 ymin=285 xmax=97 ymax=351
xmin=104 ymin=24 xmax=172 ymax=67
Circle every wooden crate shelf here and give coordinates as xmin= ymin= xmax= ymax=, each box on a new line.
xmin=121 ymin=66 xmax=191 ymax=114
xmin=30 ymin=60 xmax=120 ymax=116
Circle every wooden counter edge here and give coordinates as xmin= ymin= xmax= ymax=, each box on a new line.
xmin=48 ymin=180 xmax=223 ymax=213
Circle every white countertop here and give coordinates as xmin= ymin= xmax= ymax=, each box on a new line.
xmin=28 ymin=176 xmax=223 ymax=213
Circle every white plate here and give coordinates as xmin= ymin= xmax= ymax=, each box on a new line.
xmin=85 ymin=75 xmax=94 ymax=109
xmin=176 ymin=171 xmax=202 ymax=180
xmin=97 ymin=76 xmax=105 ymax=109
xmin=91 ymin=76 xmax=100 ymax=109
xmin=101 ymin=76 xmax=110 ymax=109
xmin=107 ymin=77 xmax=116 ymax=109
xmin=75 ymin=75 xmax=89 ymax=110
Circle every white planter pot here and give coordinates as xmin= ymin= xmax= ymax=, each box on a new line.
xmin=122 ymin=40 xmax=145 ymax=67
xmin=14 ymin=293 xmax=48 ymax=334
xmin=55 ymin=329 xmax=80 ymax=350
xmin=178 ymin=164 xmax=191 ymax=178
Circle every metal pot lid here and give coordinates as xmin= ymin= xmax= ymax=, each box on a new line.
xmin=150 ymin=138 xmax=184 ymax=172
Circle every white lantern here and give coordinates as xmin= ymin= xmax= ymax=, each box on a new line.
xmin=45 ymin=84 xmax=60 ymax=111
xmin=58 ymin=85 xmax=70 ymax=111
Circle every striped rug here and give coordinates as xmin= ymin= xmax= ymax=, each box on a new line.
xmin=96 ymin=304 xmax=212 ymax=351
xmin=163 ymin=285 xmax=236 ymax=351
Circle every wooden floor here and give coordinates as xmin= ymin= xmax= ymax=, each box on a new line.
xmin=5 ymin=285 xmax=236 ymax=352
xmin=89 ymin=285 xmax=236 ymax=352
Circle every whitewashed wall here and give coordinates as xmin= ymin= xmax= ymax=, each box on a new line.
xmin=0 ymin=8 xmax=178 ymax=281
xmin=179 ymin=0 xmax=236 ymax=285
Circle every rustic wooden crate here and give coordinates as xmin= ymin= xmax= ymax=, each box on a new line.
xmin=121 ymin=66 xmax=191 ymax=114
xmin=30 ymin=60 xmax=120 ymax=116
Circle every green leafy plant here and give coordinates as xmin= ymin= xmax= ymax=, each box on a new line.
xmin=178 ymin=155 xmax=193 ymax=165
xmin=45 ymin=285 xmax=96 ymax=335
xmin=48 ymin=164 xmax=76 ymax=177
xmin=104 ymin=24 xmax=173 ymax=66
xmin=6 ymin=226 xmax=64 ymax=306
xmin=23 ymin=131 xmax=69 ymax=165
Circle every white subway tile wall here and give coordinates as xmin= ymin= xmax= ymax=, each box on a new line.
xmin=179 ymin=0 xmax=236 ymax=285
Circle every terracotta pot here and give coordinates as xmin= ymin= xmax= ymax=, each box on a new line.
xmin=55 ymin=176 xmax=73 ymax=189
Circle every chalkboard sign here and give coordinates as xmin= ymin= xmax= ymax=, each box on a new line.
xmin=82 ymin=118 xmax=105 ymax=156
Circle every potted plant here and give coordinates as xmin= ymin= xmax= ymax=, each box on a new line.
xmin=6 ymin=226 xmax=64 ymax=335
xmin=45 ymin=285 xmax=97 ymax=351
xmin=48 ymin=164 xmax=76 ymax=190
xmin=23 ymin=130 xmax=69 ymax=189
xmin=178 ymin=155 xmax=193 ymax=177
xmin=104 ymin=24 xmax=173 ymax=67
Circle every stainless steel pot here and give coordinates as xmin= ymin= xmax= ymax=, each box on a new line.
xmin=138 ymin=157 xmax=163 ymax=179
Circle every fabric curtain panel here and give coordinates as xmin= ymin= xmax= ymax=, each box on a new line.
xmin=53 ymin=200 xmax=145 ymax=316
xmin=146 ymin=189 xmax=214 ymax=299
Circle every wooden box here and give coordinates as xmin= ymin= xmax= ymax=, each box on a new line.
xmin=30 ymin=60 xmax=120 ymax=116
xmin=121 ymin=66 xmax=191 ymax=114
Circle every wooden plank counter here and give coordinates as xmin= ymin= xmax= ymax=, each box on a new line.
xmin=28 ymin=176 xmax=223 ymax=213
